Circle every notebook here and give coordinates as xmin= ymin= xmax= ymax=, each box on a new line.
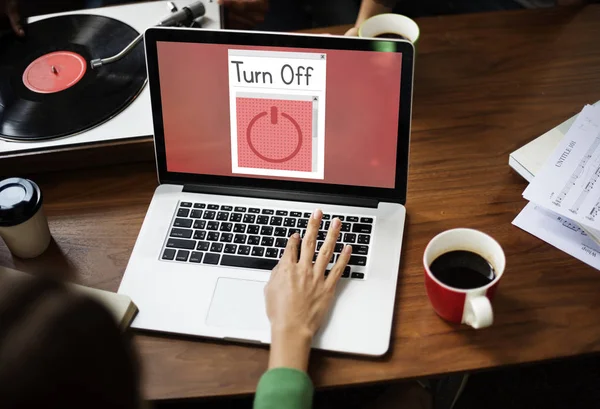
xmin=0 ymin=266 xmax=138 ymax=330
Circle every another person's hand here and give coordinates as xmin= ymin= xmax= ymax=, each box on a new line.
xmin=265 ymin=209 xmax=352 ymax=371
xmin=1 ymin=0 xmax=24 ymax=36
xmin=345 ymin=26 xmax=359 ymax=36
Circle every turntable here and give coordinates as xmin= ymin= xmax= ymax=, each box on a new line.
xmin=0 ymin=1 xmax=222 ymax=172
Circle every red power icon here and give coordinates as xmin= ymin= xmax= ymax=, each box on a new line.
xmin=247 ymin=106 xmax=303 ymax=163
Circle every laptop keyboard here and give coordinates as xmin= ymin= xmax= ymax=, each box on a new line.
xmin=160 ymin=201 xmax=374 ymax=280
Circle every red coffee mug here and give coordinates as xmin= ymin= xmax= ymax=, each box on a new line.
xmin=423 ymin=228 xmax=506 ymax=329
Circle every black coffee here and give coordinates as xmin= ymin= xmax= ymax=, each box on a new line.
xmin=375 ymin=32 xmax=407 ymax=40
xmin=429 ymin=250 xmax=495 ymax=290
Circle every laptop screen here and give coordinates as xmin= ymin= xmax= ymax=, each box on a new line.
xmin=156 ymin=42 xmax=403 ymax=189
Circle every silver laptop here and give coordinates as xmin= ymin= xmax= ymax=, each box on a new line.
xmin=118 ymin=27 xmax=414 ymax=356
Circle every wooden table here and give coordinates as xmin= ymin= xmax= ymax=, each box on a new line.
xmin=4 ymin=5 xmax=600 ymax=401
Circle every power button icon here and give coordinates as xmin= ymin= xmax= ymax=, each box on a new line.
xmin=246 ymin=106 xmax=303 ymax=163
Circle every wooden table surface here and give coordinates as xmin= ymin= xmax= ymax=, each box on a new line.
xmin=4 ymin=5 xmax=600 ymax=401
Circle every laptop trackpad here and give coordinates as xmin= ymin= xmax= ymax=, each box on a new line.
xmin=206 ymin=278 xmax=270 ymax=331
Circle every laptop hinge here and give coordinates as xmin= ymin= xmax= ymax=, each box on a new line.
xmin=182 ymin=184 xmax=379 ymax=208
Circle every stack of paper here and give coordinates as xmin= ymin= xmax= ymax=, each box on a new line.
xmin=513 ymin=104 xmax=600 ymax=269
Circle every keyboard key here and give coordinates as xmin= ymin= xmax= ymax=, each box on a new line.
xmin=343 ymin=233 xmax=357 ymax=243
xmin=207 ymin=221 xmax=219 ymax=230
xmin=290 ymin=211 xmax=302 ymax=217
xmin=334 ymin=243 xmax=344 ymax=253
xmin=360 ymin=217 xmax=374 ymax=224
xmin=252 ymin=246 xmax=265 ymax=257
xmin=221 ymin=205 xmax=233 ymax=211
xmin=162 ymin=248 xmax=176 ymax=260
xmin=260 ymin=226 xmax=274 ymax=236
xmin=248 ymin=208 xmax=260 ymax=214
xmin=322 ymin=214 xmax=331 ymax=220
xmin=341 ymin=222 xmax=351 ymax=232
xmin=210 ymin=243 xmax=224 ymax=252
xmin=237 ymin=245 xmax=251 ymax=255
xmin=279 ymin=249 xmax=285 ymax=258
xmin=261 ymin=236 xmax=274 ymax=247
xmin=217 ymin=212 xmax=229 ymax=221
xmin=207 ymin=232 xmax=220 ymax=241
xmin=274 ymin=227 xmax=287 ymax=237
xmin=220 ymin=233 xmax=233 ymax=243
xmin=332 ymin=215 xmax=344 ymax=221
xmin=342 ymin=266 xmax=351 ymax=278
xmin=203 ymin=211 xmax=216 ymax=220
xmin=257 ymin=215 xmax=269 ymax=225
xmin=243 ymin=214 xmax=256 ymax=224
xmin=303 ymin=212 xmax=311 ymax=218
xmin=324 ymin=221 xmax=330 ymax=230
xmin=248 ymin=235 xmax=261 ymax=245
xmin=297 ymin=219 xmax=309 ymax=228
xmin=288 ymin=228 xmax=300 ymax=236
xmin=234 ymin=234 xmax=247 ymax=244
xmin=358 ymin=234 xmax=371 ymax=244
xmin=276 ymin=210 xmax=288 ymax=216
xmin=230 ymin=213 xmax=243 ymax=222
xmin=234 ymin=206 xmax=247 ymax=212
xmin=224 ymin=244 xmax=237 ymax=254
xmin=275 ymin=238 xmax=288 ymax=248
xmin=317 ymin=231 xmax=327 ymax=240
xmin=193 ymin=203 xmax=206 ymax=209
xmin=193 ymin=220 xmax=206 ymax=229
xmin=348 ymin=255 xmax=367 ymax=266
xmin=166 ymin=238 xmax=196 ymax=250
xmin=190 ymin=210 xmax=203 ymax=218
xmin=193 ymin=230 xmax=207 ymax=240
xmin=284 ymin=218 xmax=296 ymax=227
xmin=174 ymin=218 xmax=193 ymax=228
xmin=353 ymin=245 xmax=369 ymax=255
xmin=197 ymin=241 xmax=210 ymax=251
xmin=220 ymin=222 xmax=233 ymax=232
xmin=220 ymin=255 xmax=278 ymax=270
xmin=177 ymin=208 xmax=190 ymax=217
xmin=316 ymin=241 xmax=324 ymax=250
xmin=346 ymin=216 xmax=359 ymax=222
xmin=265 ymin=248 xmax=278 ymax=258
xmin=352 ymin=224 xmax=372 ymax=234
xmin=270 ymin=216 xmax=283 ymax=226
xmin=351 ymin=272 xmax=365 ymax=279
xmin=233 ymin=224 xmax=247 ymax=233
xmin=170 ymin=228 xmax=193 ymax=239
xmin=176 ymin=250 xmax=190 ymax=261
xmin=203 ymin=253 xmax=220 ymax=264
xmin=181 ymin=202 xmax=192 ymax=208
xmin=189 ymin=251 xmax=203 ymax=263
xmin=262 ymin=209 xmax=274 ymax=215
xmin=247 ymin=225 xmax=260 ymax=235
xmin=337 ymin=233 xmax=343 ymax=242
xmin=207 ymin=204 xmax=219 ymax=210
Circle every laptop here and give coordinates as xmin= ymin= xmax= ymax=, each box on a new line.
xmin=118 ymin=27 xmax=414 ymax=356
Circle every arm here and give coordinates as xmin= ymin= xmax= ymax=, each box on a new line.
xmin=253 ymin=211 xmax=352 ymax=409
xmin=345 ymin=0 xmax=394 ymax=35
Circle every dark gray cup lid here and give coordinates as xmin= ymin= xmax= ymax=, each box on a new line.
xmin=0 ymin=178 xmax=43 ymax=227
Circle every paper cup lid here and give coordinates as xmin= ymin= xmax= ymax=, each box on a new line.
xmin=0 ymin=178 xmax=43 ymax=227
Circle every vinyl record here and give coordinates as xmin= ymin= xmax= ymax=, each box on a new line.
xmin=0 ymin=14 xmax=147 ymax=141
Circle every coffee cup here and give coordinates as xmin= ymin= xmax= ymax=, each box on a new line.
xmin=423 ymin=228 xmax=506 ymax=329
xmin=0 ymin=178 xmax=51 ymax=259
xmin=359 ymin=13 xmax=420 ymax=44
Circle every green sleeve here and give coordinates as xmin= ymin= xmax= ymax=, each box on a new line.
xmin=253 ymin=368 xmax=314 ymax=409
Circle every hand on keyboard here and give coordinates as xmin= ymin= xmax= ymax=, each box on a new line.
xmin=264 ymin=209 xmax=352 ymax=371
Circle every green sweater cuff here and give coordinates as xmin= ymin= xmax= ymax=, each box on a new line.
xmin=253 ymin=368 xmax=314 ymax=409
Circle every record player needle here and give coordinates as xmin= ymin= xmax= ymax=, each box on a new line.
xmin=51 ymin=66 xmax=58 ymax=75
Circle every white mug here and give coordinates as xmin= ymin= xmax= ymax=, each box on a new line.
xmin=359 ymin=13 xmax=420 ymax=44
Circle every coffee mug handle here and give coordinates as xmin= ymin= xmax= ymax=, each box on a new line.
xmin=463 ymin=296 xmax=493 ymax=329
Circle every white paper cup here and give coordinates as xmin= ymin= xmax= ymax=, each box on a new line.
xmin=0 ymin=178 xmax=51 ymax=259
xmin=359 ymin=13 xmax=420 ymax=44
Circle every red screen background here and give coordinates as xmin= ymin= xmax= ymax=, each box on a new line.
xmin=158 ymin=42 xmax=402 ymax=188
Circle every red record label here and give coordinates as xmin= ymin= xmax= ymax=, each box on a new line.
xmin=22 ymin=51 xmax=87 ymax=94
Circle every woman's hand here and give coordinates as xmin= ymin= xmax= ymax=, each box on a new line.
xmin=265 ymin=209 xmax=352 ymax=371
xmin=1 ymin=0 xmax=24 ymax=36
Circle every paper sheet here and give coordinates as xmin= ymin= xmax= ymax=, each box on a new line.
xmin=513 ymin=203 xmax=600 ymax=270
xmin=523 ymin=104 xmax=600 ymax=230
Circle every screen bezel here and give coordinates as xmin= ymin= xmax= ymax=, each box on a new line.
xmin=145 ymin=27 xmax=414 ymax=204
